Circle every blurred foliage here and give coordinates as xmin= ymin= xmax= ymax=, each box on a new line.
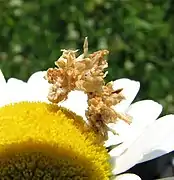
xmin=0 ymin=0 xmax=174 ymax=114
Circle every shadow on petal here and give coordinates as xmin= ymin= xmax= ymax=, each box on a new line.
xmin=138 ymin=149 xmax=168 ymax=164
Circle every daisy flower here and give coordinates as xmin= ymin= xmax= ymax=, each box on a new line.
xmin=0 ymin=39 xmax=173 ymax=180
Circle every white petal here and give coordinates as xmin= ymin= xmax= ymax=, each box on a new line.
xmin=138 ymin=115 xmax=174 ymax=163
xmin=0 ymin=70 xmax=7 ymax=107
xmin=115 ymin=173 xmax=141 ymax=180
xmin=27 ymin=71 xmax=46 ymax=84
xmin=60 ymin=90 xmax=88 ymax=120
xmin=106 ymin=100 xmax=162 ymax=150
xmin=0 ymin=70 xmax=6 ymax=85
xmin=104 ymin=131 xmax=123 ymax=147
xmin=127 ymin=100 xmax=162 ymax=128
xmin=124 ymin=100 xmax=162 ymax=139
xmin=113 ymin=78 xmax=140 ymax=113
xmin=113 ymin=100 xmax=162 ymax=155
xmin=106 ymin=121 xmax=130 ymax=148
xmin=27 ymin=71 xmax=50 ymax=102
xmin=107 ymin=123 xmax=131 ymax=157
xmin=110 ymin=115 xmax=174 ymax=175
xmin=6 ymin=78 xmax=28 ymax=104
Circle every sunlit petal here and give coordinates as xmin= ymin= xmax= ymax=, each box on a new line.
xmin=138 ymin=115 xmax=174 ymax=163
xmin=27 ymin=71 xmax=50 ymax=102
xmin=0 ymin=70 xmax=6 ymax=85
xmin=115 ymin=173 xmax=141 ymax=180
xmin=127 ymin=100 xmax=162 ymax=130
xmin=0 ymin=70 xmax=7 ymax=107
xmin=110 ymin=115 xmax=174 ymax=175
xmin=106 ymin=100 xmax=162 ymax=149
xmin=60 ymin=90 xmax=88 ymax=121
xmin=6 ymin=78 xmax=28 ymax=103
xmin=113 ymin=78 xmax=140 ymax=113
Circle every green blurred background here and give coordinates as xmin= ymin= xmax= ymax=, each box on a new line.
xmin=0 ymin=0 xmax=174 ymax=115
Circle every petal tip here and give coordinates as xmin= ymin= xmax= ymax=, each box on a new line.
xmin=116 ymin=173 xmax=141 ymax=180
xmin=27 ymin=71 xmax=47 ymax=83
xmin=0 ymin=69 xmax=6 ymax=84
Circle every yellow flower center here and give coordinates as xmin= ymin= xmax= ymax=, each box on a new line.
xmin=0 ymin=102 xmax=111 ymax=179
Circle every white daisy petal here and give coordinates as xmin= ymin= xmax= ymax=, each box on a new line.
xmin=104 ymin=131 xmax=123 ymax=147
xmin=0 ymin=70 xmax=7 ymax=107
xmin=27 ymin=71 xmax=46 ymax=84
xmin=0 ymin=70 xmax=6 ymax=85
xmin=113 ymin=100 xmax=162 ymax=153
xmin=124 ymin=100 xmax=162 ymax=139
xmin=107 ymin=122 xmax=135 ymax=159
xmin=106 ymin=100 xmax=162 ymax=149
xmin=6 ymin=78 xmax=28 ymax=103
xmin=111 ymin=115 xmax=174 ymax=175
xmin=59 ymin=90 xmax=88 ymax=120
xmin=115 ymin=173 xmax=141 ymax=180
xmin=106 ymin=121 xmax=130 ymax=148
xmin=127 ymin=100 xmax=162 ymax=128
xmin=27 ymin=71 xmax=50 ymax=102
xmin=138 ymin=115 xmax=174 ymax=163
xmin=113 ymin=78 xmax=140 ymax=113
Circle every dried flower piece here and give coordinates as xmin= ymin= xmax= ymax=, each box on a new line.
xmin=45 ymin=38 xmax=131 ymax=142
xmin=85 ymin=84 xmax=130 ymax=141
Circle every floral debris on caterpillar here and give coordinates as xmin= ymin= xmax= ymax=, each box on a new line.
xmin=45 ymin=37 xmax=131 ymax=143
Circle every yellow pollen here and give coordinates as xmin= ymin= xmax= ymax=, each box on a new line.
xmin=0 ymin=102 xmax=111 ymax=179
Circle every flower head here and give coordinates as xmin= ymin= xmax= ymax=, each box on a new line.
xmin=0 ymin=102 xmax=111 ymax=179
xmin=0 ymin=38 xmax=174 ymax=180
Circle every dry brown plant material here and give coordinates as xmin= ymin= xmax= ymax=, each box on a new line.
xmin=45 ymin=37 xmax=131 ymax=142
